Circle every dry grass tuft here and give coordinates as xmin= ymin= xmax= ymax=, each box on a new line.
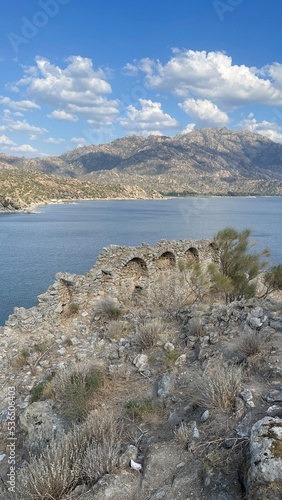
xmin=50 ymin=362 xmax=105 ymax=423
xmin=105 ymin=319 xmax=131 ymax=340
xmin=236 ymin=331 xmax=269 ymax=359
xmin=136 ymin=317 xmax=166 ymax=349
xmin=15 ymin=409 xmax=121 ymax=500
xmin=188 ymin=364 xmax=243 ymax=413
xmin=93 ymin=297 xmax=122 ymax=320
xmin=174 ymin=422 xmax=192 ymax=449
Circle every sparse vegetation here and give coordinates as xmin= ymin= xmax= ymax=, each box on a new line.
xmin=125 ymin=397 xmax=156 ymax=420
xmin=208 ymin=228 xmax=269 ymax=303
xmin=164 ymin=349 xmax=181 ymax=369
xmin=15 ymin=410 xmax=121 ymax=500
xmin=30 ymin=374 xmax=54 ymax=403
xmin=65 ymin=301 xmax=79 ymax=316
xmin=188 ymin=364 xmax=243 ymax=413
xmin=50 ymin=363 xmax=105 ymax=423
xmin=178 ymin=259 xmax=211 ymax=303
xmin=262 ymin=264 xmax=282 ymax=297
xmin=174 ymin=422 xmax=192 ymax=449
xmin=93 ymin=297 xmax=122 ymax=320
xmin=13 ymin=348 xmax=30 ymax=368
xmin=136 ymin=317 xmax=165 ymax=349
xmin=237 ymin=331 xmax=270 ymax=360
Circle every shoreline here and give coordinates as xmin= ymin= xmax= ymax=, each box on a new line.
xmin=1 ymin=193 xmax=282 ymax=215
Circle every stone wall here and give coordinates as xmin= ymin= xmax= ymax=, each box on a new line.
xmin=4 ymin=239 xmax=216 ymax=336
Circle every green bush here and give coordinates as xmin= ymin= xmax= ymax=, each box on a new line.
xmin=209 ymin=227 xmax=269 ymax=303
xmin=30 ymin=375 xmax=54 ymax=403
xmin=51 ymin=363 xmax=104 ymax=423
xmin=125 ymin=397 xmax=155 ymax=420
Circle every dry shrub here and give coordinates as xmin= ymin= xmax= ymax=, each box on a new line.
xmin=93 ymin=296 xmax=122 ymax=320
xmin=65 ymin=302 xmax=79 ymax=317
xmin=136 ymin=317 xmax=165 ymax=349
xmin=188 ymin=364 xmax=243 ymax=413
xmin=174 ymin=422 xmax=192 ymax=449
xmin=15 ymin=410 xmax=121 ymax=500
xmin=237 ymin=331 xmax=269 ymax=359
xmin=105 ymin=320 xmax=131 ymax=340
xmin=50 ymin=362 xmax=104 ymax=423
xmin=149 ymin=275 xmax=188 ymax=317
xmin=13 ymin=348 xmax=30 ymax=368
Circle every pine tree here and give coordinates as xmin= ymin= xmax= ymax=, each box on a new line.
xmin=209 ymin=227 xmax=269 ymax=303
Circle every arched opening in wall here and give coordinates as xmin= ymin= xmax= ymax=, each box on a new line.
xmin=132 ymin=285 xmax=143 ymax=302
xmin=123 ymin=257 xmax=148 ymax=278
xmin=208 ymin=242 xmax=219 ymax=262
xmin=185 ymin=247 xmax=199 ymax=262
xmin=119 ymin=257 xmax=149 ymax=300
xmin=156 ymin=251 xmax=176 ymax=270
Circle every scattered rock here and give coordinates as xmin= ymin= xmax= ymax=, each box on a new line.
xmin=248 ymin=416 xmax=282 ymax=498
xmin=130 ymin=459 xmax=142 ymax=471
xmin=133 ymin=353 xmax=148 ymax=372
xmin=164 ymin=342 xmax=175 ymax=352
xmin=264 ymin=389 xmax=282 ymax=403
xmin=157 ymin=373 xmax=175 ymax=397
xmin=240 ymin=388 xmax=255 ymax=407
xmin=201 ymin=410 xmax=210 ymax=423
xmin=119 ymin=445 xmax=138 ymax=468
xmin=19 ymin=401 xmax=66 ymax=455
xmin=175 ymin=354 xmax=187 ymax=366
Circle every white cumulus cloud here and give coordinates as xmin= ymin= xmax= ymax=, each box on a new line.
xmin=47 ymin=110 xmax=78 ymax=122
xmin=237 ymin=114 xmax=282 ymax=142
xmin=0 ymin=134 xmax=16 ymax=146
xmin=44 ymin=137 xmax=66 ymax=144
xmin=0 ymin=112 xmax=47 ymax=134
xmin=120 ymin=98 xmax=178 ymax=135
xmin=10 ymin=144 xmax=38 ymax=153
xmin=0 ymin=96 xmax=40 ymax=111
xmin=71 ymin=137 xmax=87 ymax=144
xmin=180 ymin=98 xmax=230 ymax=125
xmin=16 ymin=56 xmax=120 ymax=125
xmin=131 ymin=50 xmax=282 ymax=108
xmin=180 ymin=123 xmax=196 ymax=135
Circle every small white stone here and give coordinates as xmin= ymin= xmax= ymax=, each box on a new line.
xmin=201 ymin=410 xmax=210 ymax=422
xmin=175 ymin=354 xmax=187 ymax=366
xmin=130 ymin=459 xmax=142 ymax=471
xmin=0 ymin=454 xmax=6 ymax=462
xmin=164 ymin=342 xmax=175 ymax=352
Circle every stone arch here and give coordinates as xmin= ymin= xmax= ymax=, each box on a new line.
xmin=120 ymin=257 xmax=149 ymax=281
xmin=156 ymin=251 xmax=176 ymax=269
xmin=185 ymin=247 xmax=199 ymax=262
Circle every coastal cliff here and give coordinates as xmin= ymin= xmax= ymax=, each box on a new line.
xmin=0 ymin=239 xmax=281 ymax=499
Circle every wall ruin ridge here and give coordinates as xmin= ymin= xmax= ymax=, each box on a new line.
xmin=4 ymin=238 xmax=217 ymax=336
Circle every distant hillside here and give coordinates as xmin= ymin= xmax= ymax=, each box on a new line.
xmin=0 ymin=170 xmax=157 ymax=211
xmin=1 ymin=128 xmax=282 ymax=199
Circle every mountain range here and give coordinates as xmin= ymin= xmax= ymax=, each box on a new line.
xmin=1 ymin=127 xmax=282 ymax=208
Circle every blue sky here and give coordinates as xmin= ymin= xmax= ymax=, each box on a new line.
xmin=1 ymin=0 xmax=282 ymax=157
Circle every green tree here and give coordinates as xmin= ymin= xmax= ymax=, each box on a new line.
xmin=209 ymin=227 xmax=269 ymax=303
xmin=178 ymin=259 xmax=210 ymax=302
xmin=261 ymin=264 xmax=282 ymax=298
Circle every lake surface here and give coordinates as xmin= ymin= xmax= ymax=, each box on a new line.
xmin=0 ymin=197 xmax=281 ymax=325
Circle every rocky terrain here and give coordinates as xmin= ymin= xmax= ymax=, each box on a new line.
xmin=0 ymin=239 xmax=281 ymax=499
xmin=2 ymin=128 xmax=282 ymax=200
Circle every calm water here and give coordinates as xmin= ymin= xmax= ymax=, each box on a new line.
xmin=0 ymin=197 xmax=281 ymax=326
